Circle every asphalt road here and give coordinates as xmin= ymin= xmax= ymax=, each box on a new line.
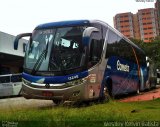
xmin=0 ymin=97 xmax=54 ymax=110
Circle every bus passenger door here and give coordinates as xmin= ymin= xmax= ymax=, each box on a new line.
xmin=88 ymin=31 xmax=103 ymax=67
xmin=86 ymin=29 xmax=104 ymax=99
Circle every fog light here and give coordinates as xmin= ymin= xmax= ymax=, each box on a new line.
xmin=72 ymin=91 xmax=80 ymax=97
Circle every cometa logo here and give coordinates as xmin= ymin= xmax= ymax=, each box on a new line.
xmin=117 ymin=60 xmax=130 ymax=72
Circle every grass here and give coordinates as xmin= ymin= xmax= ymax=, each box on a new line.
xmin=0 ymin=99 xmax=160 ymax=127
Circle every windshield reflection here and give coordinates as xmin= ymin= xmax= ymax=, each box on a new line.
xmin=24 ymin=26 xmax=86 ymax=73
xmin=50 ymin=27 xmax=85 ymax=71
xmin=25 ymin=29 xmax=55 ymax=71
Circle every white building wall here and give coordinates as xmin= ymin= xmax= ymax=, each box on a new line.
xmin=0 ymin=31 xmax=27 ymax=57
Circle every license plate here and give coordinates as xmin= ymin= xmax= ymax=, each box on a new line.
xmin=42 ymin=91 xmax=53 ymax=97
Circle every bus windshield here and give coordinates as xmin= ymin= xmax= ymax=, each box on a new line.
xmin=24 ymin=26 xmax=87 ymax=73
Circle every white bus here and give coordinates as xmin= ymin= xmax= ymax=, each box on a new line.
xmin=0 ymin=74 xmax=22 ymax=97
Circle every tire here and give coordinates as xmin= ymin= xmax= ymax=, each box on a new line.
xmin=137 ymin=82 xmax=140 ymax=94
xmin=146 ymin=80 xmax=151 ymax=90
xmin=98 ymin=96 xmax=109 ymax=104
xmin=106 ymin=79 xmax=112 ymax=97
xmin=148 ymin=80 xmax=151 ymax=90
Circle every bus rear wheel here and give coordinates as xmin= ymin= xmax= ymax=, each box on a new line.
xmin=106 ymin=79 xmax=112 ymax=97
xmin=137 ymin=83 xmax=140 ymax=94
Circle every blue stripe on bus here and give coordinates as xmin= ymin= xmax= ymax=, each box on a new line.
xmin=99 ymin=56 xmax=144 ymax=97
xmin=22 ymin=70 xmax=88 ymax=84
xmin=82 ymin=36 xmax=90 ymax=46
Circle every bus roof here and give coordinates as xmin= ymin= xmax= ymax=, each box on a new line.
xmin=91 ymin=20 xmax=145 ymax=55
xmin=35 ymin=20 xmax=90 ymax=29
xmin=35 ymin=19 xmax=145 ymax=55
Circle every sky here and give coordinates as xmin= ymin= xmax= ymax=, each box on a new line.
xmin=0 ymin=0 xmax=156 ymax=36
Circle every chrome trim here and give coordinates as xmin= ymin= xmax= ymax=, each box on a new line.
xmin=31 ymin=82 xmax=65 ymax=86
xmin=22 ymin=82 xmax=80 ymax=91
xmin=22 ymin=77 xmax=87 ymax=89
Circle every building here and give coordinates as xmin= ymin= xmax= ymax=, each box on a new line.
xmin=155 ymin=0 xmax=160 ymax=34
xmin=133 ymin=14 xmax=141 ymax=40
xmin=114 ymin=3 xmax=160 ymax=42
xmin=137 ymin=8 xmax=159 ymax=42
xmin=0 ymin=31 xmax=27 ymax=74
xmin=114 ymin=12 xmax=135 ymax=38
xmin=0 ymin=31 xmax=27 ymax=97
xmin=114 ymin=12 xmax=142 ymax=40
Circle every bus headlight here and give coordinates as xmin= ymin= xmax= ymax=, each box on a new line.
xmin=66 ymin=78 xmax=87 ymax=86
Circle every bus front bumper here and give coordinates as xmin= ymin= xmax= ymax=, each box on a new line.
xmin=21 ymin=81 xmax=86 ymax=101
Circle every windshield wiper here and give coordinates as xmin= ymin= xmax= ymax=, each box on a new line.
xmin=31 ymin=42 xmax=49 ymax=75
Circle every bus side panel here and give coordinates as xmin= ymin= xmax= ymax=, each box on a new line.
xmin=84 ymin=23 xmax=108 ymax=100
xmin=103 ymin=56 xmax=139 ymax=96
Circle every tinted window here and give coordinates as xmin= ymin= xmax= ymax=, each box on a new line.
xmin=0 ymin=76 xmax=10 ymax=83
xmin=11 ymin=75 xmax=22 ymax=82
xmin=118 ymin=39 xmax=135 ymax=62
xmin=88 ymin=32 xmax=103 ymax=66
xmin=105 ymin=30 xmax=121 ymax=58
xmin=134 ymin=47 xmax=146 ymax=66
xmin=106 ymin=30 xmax=136 ymax=63
xmin=50 ymin=27 xmax=85 ymax=71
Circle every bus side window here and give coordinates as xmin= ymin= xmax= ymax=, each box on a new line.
xmin=105 ymin=30 xmax=134 ymax=63
xmin=105 ymin=30 xmax=121 ymax=58
xmin=11 ymin=75 xmax=22 ymax=82
xmin=0 ymin=76 xmax=10 ymax=83
xmin=89 ymin=32 xmax=103 ymax=67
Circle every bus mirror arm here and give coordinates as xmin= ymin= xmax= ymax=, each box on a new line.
xmin=14 ymin=33 xmax=32 ymax=50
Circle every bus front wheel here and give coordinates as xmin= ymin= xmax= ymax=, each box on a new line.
xmin=52 ymin=99 xmax=63 ymax=105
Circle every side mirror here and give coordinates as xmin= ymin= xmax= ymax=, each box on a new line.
xmin=14 ymin=33 xmax=32 ymax=50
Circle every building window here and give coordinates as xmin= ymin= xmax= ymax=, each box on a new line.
xmin=124 ymin=20 xmax=129 ymax=22
xmin=147 ymin=22 xmax=152 ymax=25
xmin=146 ymin=12 xmax=151 ymax=15
xmin=149 ymin=37 xmax=153 ymax=40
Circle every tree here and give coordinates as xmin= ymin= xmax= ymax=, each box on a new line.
xmin=130 ymin=38 xmax=160 ymax=69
